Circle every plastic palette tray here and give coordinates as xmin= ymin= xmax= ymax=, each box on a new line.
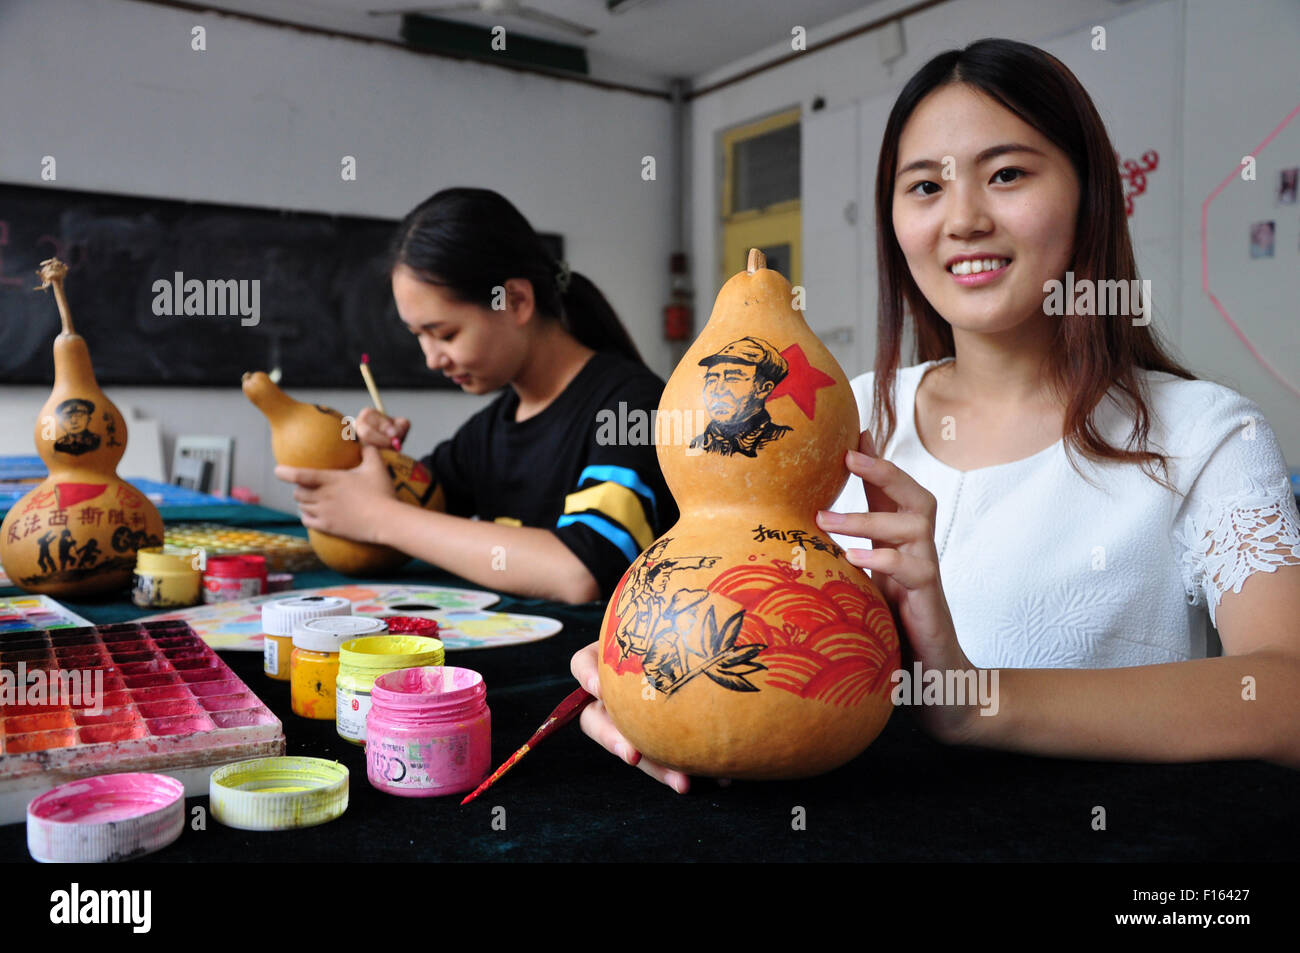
xmin=0 ymin=620 xmax=285 ymax=825
xmin=164 ymin=522 xmax=322 ymax=573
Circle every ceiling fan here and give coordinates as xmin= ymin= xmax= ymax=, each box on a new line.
xmin=368 ymin=1 xmax=597 ymax=38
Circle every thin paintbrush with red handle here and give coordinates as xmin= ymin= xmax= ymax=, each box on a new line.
xmin=461 ymin=687 xmax=595 ymax=805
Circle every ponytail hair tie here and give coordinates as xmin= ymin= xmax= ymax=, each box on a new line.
xmin=555 ymin=259 xmax=572 ymax=295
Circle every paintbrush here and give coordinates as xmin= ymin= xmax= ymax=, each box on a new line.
xmin=461 ymin=686 xmax=595 ymax=805
xmin=359 ymin=353 xmax=402 ymax=452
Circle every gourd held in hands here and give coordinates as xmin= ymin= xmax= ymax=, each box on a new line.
xmin=242 ymin=372 xmax=443 ymax=576
xmin=597 ymin=249 xmax=901 ymax=780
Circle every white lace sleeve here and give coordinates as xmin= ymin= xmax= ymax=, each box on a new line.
xmin=1172 ymin=391 xmax=1300 ymax=628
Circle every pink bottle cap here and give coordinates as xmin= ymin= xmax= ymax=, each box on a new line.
xmin=27 ymin=773 xmax=186 ymax=863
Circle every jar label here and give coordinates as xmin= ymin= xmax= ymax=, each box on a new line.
xmin=203 ymin=576 xmax=261 ymax=604
xmin=263 ymin=638 xmax=278 ymax=675
xmin=367 ymin=730 xmax=484 ymax=793
xmin=336 ymin=688 xmax=371 ymax=741
xmin=132 ymin=572 xmax=158 ymax=607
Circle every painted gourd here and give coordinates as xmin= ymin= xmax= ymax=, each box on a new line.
xmin=241 ymin=372 xmax=444 ymax=575
xmin=597 ymin=249 xmax=901 ymax=779
xmin=0 ymin=259 xmax=164 ymax=597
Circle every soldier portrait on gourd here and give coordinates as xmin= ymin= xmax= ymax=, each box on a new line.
xmin=690 ymin=337 xmax=793 ymax=458
xmin=52 ymin=398 xmax=101 ymax=456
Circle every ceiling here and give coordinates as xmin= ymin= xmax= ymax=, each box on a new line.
xmin=146 ymin=0 xmax=888 ymax=86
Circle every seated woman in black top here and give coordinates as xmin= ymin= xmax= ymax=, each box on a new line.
xmin=274 ymin=188 xmax=676 ymax=604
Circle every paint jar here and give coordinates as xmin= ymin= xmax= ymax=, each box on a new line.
xmin=131 ymin=546 xmax=202 ymax=608
xmin=335 ymin=630 xmax=444 ymax=745
xmin=266 ymin=573 xmax=294 ymax=593
xmin=381 ymin=616 xmax=440 ymax=639
xmin=366 ymin=666 xmax=490 ymax=798
xmin=291 ymin=617 xmax=387 ymax=720
xmin=203 ymin=555 xmax=268 ymax=604
xmin=261 ymin=595 xmax=351 ymax=682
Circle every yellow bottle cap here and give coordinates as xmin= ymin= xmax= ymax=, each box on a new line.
xmin=209 ymin=757 xmax=349 ymax=831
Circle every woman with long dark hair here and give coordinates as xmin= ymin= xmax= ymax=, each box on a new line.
xmin=573 ymin=39 xmax=1300 ymax=790
xmin=276 ymin=187 xmax=677 ymax=603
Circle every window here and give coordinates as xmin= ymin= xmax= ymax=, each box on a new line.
xmin=721 ymin=108 xmax=801 ymax=289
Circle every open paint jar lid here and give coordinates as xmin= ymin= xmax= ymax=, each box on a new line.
xmin=27 ymin=773 xmax=186 ymax=863
xmin=209 ymin=756 xmax=349 ymax=831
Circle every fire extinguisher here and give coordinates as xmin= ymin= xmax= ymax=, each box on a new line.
xmin=664 ymin=251 xmax=693 ymax=341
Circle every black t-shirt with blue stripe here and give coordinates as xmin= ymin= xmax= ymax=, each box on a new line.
xmin=420 ymin=351 xmax=678 ymax=600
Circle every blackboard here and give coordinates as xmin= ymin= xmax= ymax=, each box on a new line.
xmin=0 ymin=183 xmax=561 ymax=388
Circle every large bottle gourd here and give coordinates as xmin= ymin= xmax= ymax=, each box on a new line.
xmin=0 ymin=259 xmax=164 ymax=597
xmin=242 ymin=372 xmax=444 ymax=576
xmin=597 ymin=249 xmax=900 ymax=780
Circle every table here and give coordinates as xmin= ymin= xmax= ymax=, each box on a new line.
xmin=0 ymin=512 xmax=1296 ymax=864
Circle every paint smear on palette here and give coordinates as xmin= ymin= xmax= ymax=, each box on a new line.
xmin=135 ymin=585 xmax=501 ymax=652
xmin=424 ymin=610 xmax=563 ymax=650
xmin=0 ymin=595 xmax=94 ymax=634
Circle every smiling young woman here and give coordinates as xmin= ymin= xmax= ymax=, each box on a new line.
xmin=570 ymin=38 xmax=1300 ymax=792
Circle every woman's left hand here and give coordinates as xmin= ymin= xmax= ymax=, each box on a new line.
xmin=274 ymin=445 xmax=398 ymax=545
xmin=815 ymin=432 xmax=981 ymax=745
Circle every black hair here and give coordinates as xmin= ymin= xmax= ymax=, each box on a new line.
xmin=389 ymin=187 xmax=644 ymax=364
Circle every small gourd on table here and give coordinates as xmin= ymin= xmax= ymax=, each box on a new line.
xmin=0 ymin=259 xmax=164 ymax=597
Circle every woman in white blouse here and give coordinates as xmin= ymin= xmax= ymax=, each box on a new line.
xmin=572 ymin=38 xmax=1300 ymax=788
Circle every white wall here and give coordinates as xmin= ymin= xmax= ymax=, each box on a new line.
xmin=1178 ymin=0 xmax=1300 ymax=457
xmin=687 ymin=0 xmax=1300 ymax=466
xmin=0 ymin=0 xmax=676 ymax=511
xmin=688 ymin=0 xmax=1156 ymax=295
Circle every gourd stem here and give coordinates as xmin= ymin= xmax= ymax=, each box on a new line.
xmin=35 ymin=258 xmax=76 ymax=335
xmin=51 ymin=284 xmax=74 ymax=335
xmin=746 ymin=248 xmax=766 ymax=274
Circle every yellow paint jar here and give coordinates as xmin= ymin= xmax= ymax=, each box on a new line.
xmin=291 ymin=617 xmax=387 ymax=720
xmin=131 ymin=546 xmax=202 ymax=608
xmin=336 ymin=634 xmax=445 ymax=744
xmin=261 ymin=595 xmax=351 ymax=682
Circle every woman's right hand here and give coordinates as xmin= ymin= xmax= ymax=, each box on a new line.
xmin=570 ymin=642 xmax=691 ymax=794
xmin=355 ymin=407 xmax=411 ymax=449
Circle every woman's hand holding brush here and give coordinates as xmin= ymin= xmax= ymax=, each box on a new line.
xmin=355 ymin=407 xmax=410 ymax=452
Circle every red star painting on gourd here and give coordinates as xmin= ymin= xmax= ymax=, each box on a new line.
xmin=767 ymin=343 xmax=836 ymax=420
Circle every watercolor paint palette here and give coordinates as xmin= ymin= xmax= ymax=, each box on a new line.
xmin=0 ymin=619 xmax=285 ymax=825
xmin=0 ymin=595 xmax=94 ymax=633
xmin=136 ymin=583 xmax=509 ymax=652
xmin=163 ymin=522 xmax=322 ymax=573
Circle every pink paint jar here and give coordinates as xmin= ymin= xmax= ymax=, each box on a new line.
xmin=366 ymin=666 xmax=490 ymax=798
